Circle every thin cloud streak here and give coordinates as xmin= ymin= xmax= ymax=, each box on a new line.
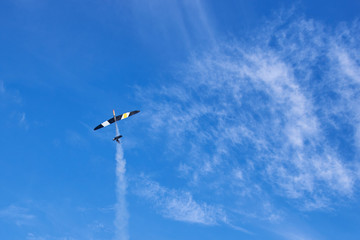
xmin=134 ymin=176 xmax=227 ymax=225
xmin=129 ymin=0 xmax=216 ymax=48
xmin=0 ymin=205 xmax=35 ymax=226
xmin=0 ymin=81 xmax=22 ymax=105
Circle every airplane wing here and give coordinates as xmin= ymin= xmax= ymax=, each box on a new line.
xmin=94 ymin=110 xmax=140 ymax=130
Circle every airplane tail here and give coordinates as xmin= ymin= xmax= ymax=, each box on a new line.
xmin=113 ymin=135 xmax=123 ymax=143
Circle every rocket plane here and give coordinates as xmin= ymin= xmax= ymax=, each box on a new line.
xmin=93 ymin=109 xmax=140 ymax=143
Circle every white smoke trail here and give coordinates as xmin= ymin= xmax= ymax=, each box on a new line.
xmin=114 ymin=122 xmax=129 ymax=240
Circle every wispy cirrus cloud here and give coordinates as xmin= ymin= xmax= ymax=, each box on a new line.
xmin=0 ymin=80 xmax=22 ymax=104
xmin=0 ymin=204 xmax=35 ymax=226
xmin=128 ymin=0 xmax=216 ymax=49
xmin=137 ymin=12 xmax=360 ymax=222
xmin=134 ymin=175 xmax=227 ymax=225
xmin=0 ymin=81 xmax=28 ymax=130
xmin=1 ymin=201 xmax=114 ymax=240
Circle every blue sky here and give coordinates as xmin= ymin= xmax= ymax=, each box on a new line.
xmin=1 ymin=0 xmax=360 ymax=239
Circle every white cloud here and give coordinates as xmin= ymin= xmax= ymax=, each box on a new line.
xmin=335 ymin=48 xmax=360 ymax=83
xmin=0 ymin=81 xmax=22 ymax=104
xmin=0 ymin=81 xmax=28 ymax=130
xmin=19 ymin=112 xmax=29 ymax=130
xmin=0 ymin=205 xmax=35 ymax=226
xmin=134 ymin=176 xmax=227 ymax=225
xmin=26 ymin=233 xmax=77 ymax=240
xmin=325 ymin=23 xmax=360 ymax=151
xmin=137 ymin=13 xmax=360 ymax=217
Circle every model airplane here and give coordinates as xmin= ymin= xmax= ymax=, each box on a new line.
xmin=94 ymin=109 xmax=140 ymax=143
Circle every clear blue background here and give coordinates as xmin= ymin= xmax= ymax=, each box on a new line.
xmin=1 ymin=1 xmax=360 ymax=239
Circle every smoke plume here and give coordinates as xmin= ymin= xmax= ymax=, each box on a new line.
xmin=114 ymin=123 xmax=129 ymax=240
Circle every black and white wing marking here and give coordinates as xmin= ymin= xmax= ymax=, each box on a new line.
xmin=94 ymin=110 xmax=140 ymax=130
